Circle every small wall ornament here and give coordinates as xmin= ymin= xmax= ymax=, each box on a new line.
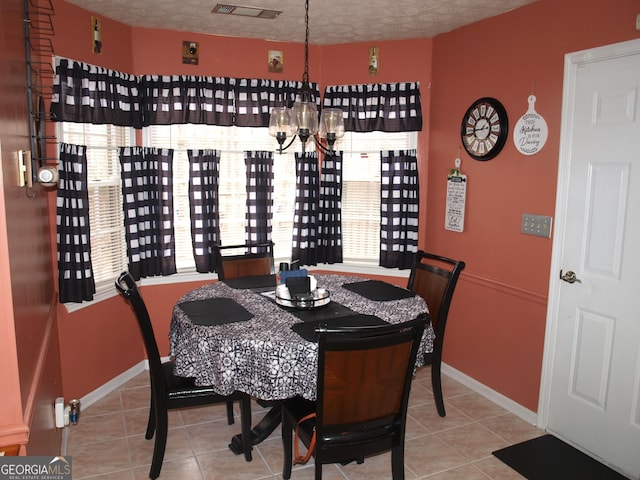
xmin=91 ymin=16 xmax=102 ymax=54
xmin=268 ymin=50 xmax=283 ymax=73
xmin=368 ymin=47 xmax=379 ymax=76
xmin=513 ymin=94 xmax=548 ymax=155
xmin=182 ymin=41 xmax=199 ymax=65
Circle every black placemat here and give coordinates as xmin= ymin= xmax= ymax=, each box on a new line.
xmin=492 ymin=434 xmax=628 ymax=480
xmin=342 ymin=280 xmax=415 ymax=301
xmin=289 ymin=301 xmax=356 ymax=323
xmin=223 ymin=274 xmax=277 ymax=291
xmin=291 ymin=314 xmax=388 ymax=342
xmin=178 ymin=297 xmax=254 ymax=326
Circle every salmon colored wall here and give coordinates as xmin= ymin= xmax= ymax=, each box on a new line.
xmin=1 ymin=0 xmax=62 ymax=452
xmin=129 ymin=27 xmax=311 ymax=79
xmin=428 ymin=0 xmax=640 ymax=410
xmin=52 ymin=0 xmax=133 ymax=71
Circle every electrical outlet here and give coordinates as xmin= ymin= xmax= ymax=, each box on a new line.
xmin=521 ymin=213 xmax=552 ymax=238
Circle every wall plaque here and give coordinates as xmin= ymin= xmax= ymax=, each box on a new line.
xmin=513 ymin=95 xmax=548 ymax=155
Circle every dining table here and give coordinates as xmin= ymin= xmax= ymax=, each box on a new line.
xmin=169 ymin=272 xmax=433 ymax=454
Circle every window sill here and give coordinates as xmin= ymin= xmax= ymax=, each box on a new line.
xmin=63 ymin=264 xmax=408 ymax=313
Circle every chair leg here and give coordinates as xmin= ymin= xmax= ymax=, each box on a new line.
xmin=391 ymin=444 xmax=405 ymax=480
xmin=281 ymin=412 xmax=293 ymax=479
xmin=239 ymin=395 xmax=253 ymax=462
xmin=226 ymin=401 xmax=235 ymax=425
xmin=149 ymin=409 xmax=168 ymax=480
xmin=431 ymin=358 xmax=446 ymax=417
xmin=145 ymin=396 xmax=156 ymax=440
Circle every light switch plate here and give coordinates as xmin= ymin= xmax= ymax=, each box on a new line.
xmin=521 ymin=213 xmax=552 ymax=238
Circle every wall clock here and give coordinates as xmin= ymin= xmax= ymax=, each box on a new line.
xmin=460 ymin=97 xmax=508 ymax=161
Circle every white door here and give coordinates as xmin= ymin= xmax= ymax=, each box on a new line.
xmin=540 ymin=38 xmax=640 ymax=479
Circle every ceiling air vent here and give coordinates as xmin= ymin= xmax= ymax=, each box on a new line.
xmin=212 ymin=4 xmax=282 ymax=19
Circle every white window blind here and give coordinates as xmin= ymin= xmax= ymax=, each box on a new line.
xmin=60 ymin=122 xmax=134 ymax=291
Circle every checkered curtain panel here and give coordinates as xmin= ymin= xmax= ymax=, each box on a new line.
xmin=380 ymin=150 xmax=420 ymax=269
xmin=244 ymin=151 xmax=274 ymax=246
xmin=118 ymin=147 xmax=177 ymax=280
xmin=317 ymin=152 xmax=343 ymax=264
xmin=57 ymin=143 xmax=96 ymax=303
xmin=322 ymin=82 xmax=422 ymax=132
xmin=291 ymin=152 xmax=320 ymax=266
xmin=188 ymin=149 xmax=221 ymax=273
xmin=50 ymin=57 xmax=143 ymax=128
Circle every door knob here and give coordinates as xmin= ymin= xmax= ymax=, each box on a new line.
xmin=560 ymin=270 xmax=582 ymax=284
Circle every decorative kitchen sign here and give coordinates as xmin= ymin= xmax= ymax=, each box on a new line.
xmin=445 ymin=156 xmax=467 ymax=233
xmin=513 ymin=94 xmax=548 ymax=155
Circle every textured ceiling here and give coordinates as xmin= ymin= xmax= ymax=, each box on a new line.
xmin=65 ymin=0 xmax=538 ymax=45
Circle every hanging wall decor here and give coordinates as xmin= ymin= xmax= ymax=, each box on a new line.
xmin=445 ymin=154 xmax=467 ymax=233
xmin=369 ymin=47 xmax=379 ymax=76
xmin=91 ymin=16 xmax=102 ymax=54
xmin=182 ymin=41 xmax=199 ymax=65
xmin=513 ymin=94 xmax=548 ymax=155
xmin=268 ymin=50 xmax=283 ymax=73
xmin=460 ymin=97 xmax=508 ymax=161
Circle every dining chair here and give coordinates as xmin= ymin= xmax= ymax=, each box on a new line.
xmin=213 ymin=241 xmax=275 ymax=280
xmin=281 ymin=314 xmax=428 ymax=480
xmin=115 ymin=272 xmax=253 ymax=479
xmin=406 ymin=250 xmax=465 ymax=417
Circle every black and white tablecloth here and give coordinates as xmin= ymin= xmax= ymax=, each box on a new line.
xmin=169 ymin=273 xmax=433 ymax=401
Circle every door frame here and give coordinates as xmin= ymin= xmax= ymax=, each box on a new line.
xmin=538 ymin=37 xmax=640 ymax=430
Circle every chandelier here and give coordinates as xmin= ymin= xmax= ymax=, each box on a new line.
xmin=268 ymin=0 xmax=344 ymax=154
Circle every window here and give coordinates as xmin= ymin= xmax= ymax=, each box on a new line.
xmin=335 ymin=131 xmax=417 ymax=264
xmin=144 ymin=125 xmax=298 ymax=267
xmin=59 ymin=123 xmax=415 ymax=298
xmin=59 ymin=123 xmax=135 ymax=291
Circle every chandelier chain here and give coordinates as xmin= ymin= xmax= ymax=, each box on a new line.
xmin=303 ymin=0 xmax=310 ymax=84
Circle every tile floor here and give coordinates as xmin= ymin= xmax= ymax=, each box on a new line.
xmin=66 ymin=367 xmax=543 ymax=479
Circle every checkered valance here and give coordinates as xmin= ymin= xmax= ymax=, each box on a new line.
xmin=50 ymin=57 xmax=319 ymax=128
xmin=323 ymin=82 xmax=422 ymax=132
xmin=141 ymin=76 xmax=317 ymax=127
xmin=51 ymin=57 xmax=143 ymax=128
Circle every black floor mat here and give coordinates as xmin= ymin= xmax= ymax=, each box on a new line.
xmin=492 ymin=434 xmax=629 ymax=480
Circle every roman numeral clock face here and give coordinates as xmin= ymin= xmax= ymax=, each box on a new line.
xmin=461 ymin=97 xmax=508 ymax=161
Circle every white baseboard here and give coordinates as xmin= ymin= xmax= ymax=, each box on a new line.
xmin=442 ymin=363 xmax=539 ymax=426
xmin=79 ymin=360 xmax=149 ymax=410
xmin=61 ymin=359 xmax=156 ymax=455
